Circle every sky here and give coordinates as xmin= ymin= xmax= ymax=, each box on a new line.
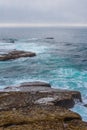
xmin=0 ymin=0 xmax=87 ymax=26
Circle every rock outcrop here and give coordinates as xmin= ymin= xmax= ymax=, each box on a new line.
xmin=0 ymin=50 xmax=36 ymax=61
xmin=3 ymin=81 xmax=82 ymax=109
xmin=2 ymin=38 xmax=17 ymax=43
xmin=0 ymin=106 xmax=86 ymax=130
xmin=84 ymin=104 xmax=87 ymax=107
xmin=0 ymin=81 xmax=87 ymax=129
xmin=45 ymin=37 xmax=54 ymax=39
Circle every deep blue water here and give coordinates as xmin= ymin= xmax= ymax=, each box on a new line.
xmin=0 ymin=27 xmax=87 ymax=121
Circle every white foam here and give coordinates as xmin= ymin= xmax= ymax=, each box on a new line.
xmin=15 ymin=42 xmax=49 ymax=54
xmin=71 ymin=104 xmax=87 ymax=121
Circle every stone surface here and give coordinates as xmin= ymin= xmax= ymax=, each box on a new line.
xmin=3 ymin=82 xmax=82 ymax=109
xmin=0 ymin=107 xmax=81 ymax=126
xmin=0 ymin=106 xmax=87 ymax=130
xmin=0 ymin=50 xmax=36 ymax=61
xmin=0 ymin=81 xmax=86 ymax=130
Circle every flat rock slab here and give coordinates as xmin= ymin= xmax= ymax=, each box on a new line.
xmin=4 ymin=81 xmax=51 ymax=92
xmin=0 ymin=50 xmax=36 ymax=61
xmin=2 ymin=81 xmax=82 ymax=109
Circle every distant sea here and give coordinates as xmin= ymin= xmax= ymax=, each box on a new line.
xmin=0 ymin=27 xmax=87 ymax=121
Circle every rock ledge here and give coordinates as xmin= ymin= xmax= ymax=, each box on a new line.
xmin=0 ymin=50 xmax=36 ymax=61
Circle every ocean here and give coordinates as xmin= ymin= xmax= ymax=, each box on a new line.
xmin=0 ymin=27 xmax=87 ymax=121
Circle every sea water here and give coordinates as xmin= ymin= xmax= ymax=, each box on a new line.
xmin=0 ymin=27 xmax=87 ymax=121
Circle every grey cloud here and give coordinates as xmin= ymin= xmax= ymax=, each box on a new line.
xmin=0 ymin=0 xmax=87 ymax=24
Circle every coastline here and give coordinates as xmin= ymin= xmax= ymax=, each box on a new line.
xmin=0 ymin=29 xmax=87 ymax=129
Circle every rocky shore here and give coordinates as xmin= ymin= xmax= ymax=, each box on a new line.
xmin=0 ymin=81 xmax=87 ymax=130
xmin=0 ymin=46 xmax=87 ymax=130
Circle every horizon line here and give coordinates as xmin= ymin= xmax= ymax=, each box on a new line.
xmin=0 ymin=23 xmax=87 ymax=27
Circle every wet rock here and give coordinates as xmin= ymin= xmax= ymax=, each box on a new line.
xmin=1 ymin=82 xmax=82 ymax=111
xmin=2 ymin=38 xmax=17 ymax=43
xmin=84 ymin=104 xmax=87 ymax=107
xmin=0 ymin=50 xmax=36 ymax=61
xmin=64 ymin=90 xmax=82 ymax=102
xmin=4 ymin=86 xmax=13 ymax=90
xmin=65 ymin=43 xmax=72 ymax=46
xmin=6 ymin=39 xmax=15 ymax=43
xmin=45 ymin=37 xmax=54 ymax=39
xmin=35 ymin=96 xmax=75 ymax=108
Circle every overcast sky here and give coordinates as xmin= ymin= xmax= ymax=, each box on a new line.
xmin=0 ymin=0 xmax=87 ymax=26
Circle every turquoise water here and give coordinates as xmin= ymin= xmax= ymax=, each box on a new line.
xmin=0 ymin=27 xmax=87 ymax=121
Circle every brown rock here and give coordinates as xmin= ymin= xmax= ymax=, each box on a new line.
xmin=66 ymin=120 xmax=87 ymax=130
xmin=0 ymin=50 xmax=36 ymax=61
xmin=0 ymin=106 xmax=82 ymax=129
xmin=2 ymin=82 xmax=82 ymax=110
xmin=0 ymin=82 xmax=86 ymax=130
xmin=69 ymin=90 xmax=82 ymax=102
